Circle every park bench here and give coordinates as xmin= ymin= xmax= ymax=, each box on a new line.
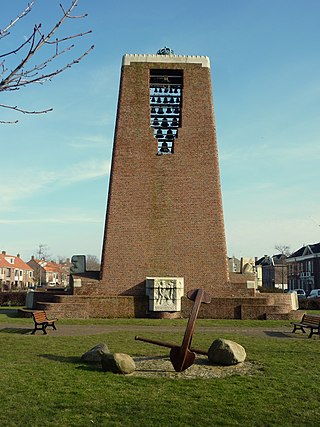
xmin=291 ymin=314 xmax=320 ymax=338
xmin=31 ymin=310 xmax=57 ymax=335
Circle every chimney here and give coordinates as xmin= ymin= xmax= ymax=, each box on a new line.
xmin=17 ymin=254 xmax=20 ymax=258
xmin=2 ymin=251 xmax=6 ymax=255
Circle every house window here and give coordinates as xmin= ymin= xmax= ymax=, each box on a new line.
xmin=20 ymin=270 xmax=23 ymax=276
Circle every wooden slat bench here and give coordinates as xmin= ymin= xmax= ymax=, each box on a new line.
xmin=31 ymin=311 xmax=57 ymax=335
xmin=291 ymin=314 xmax=320 ymax=338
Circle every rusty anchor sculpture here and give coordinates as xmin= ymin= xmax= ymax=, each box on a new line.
xmin=135 ymin=288 xmax=211 ymax=372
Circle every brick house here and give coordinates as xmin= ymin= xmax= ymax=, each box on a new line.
xmin=286 ymin=243 xmax=320 ymax=294
xmin=0 ymin=251 xmax=34 ymax=290
xmin=27 ymin=257 xmax=71 ymax=287
xmin=255 ymin=254 xmax=288 ymax=290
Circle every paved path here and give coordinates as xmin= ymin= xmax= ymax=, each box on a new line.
xmin=0 ymin=323 xmax=307 ymax=339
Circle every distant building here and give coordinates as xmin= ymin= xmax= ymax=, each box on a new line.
xmin=255 ymin=254 xmax=288 ymax=290
xmin=286 ymin=243 xmax=320 ymax=294
xmin=0 ymin=251 xmax=34 ymax=290
xmin=27 ymin=256 xmax=71 ymax=287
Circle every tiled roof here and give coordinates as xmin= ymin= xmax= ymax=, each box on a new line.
xmin=288 ymin=242 xmax=320 ymax=258
xmin=30 ymin=258 xmax=64 ymax=273
xmin=0 ymin=253 xmax=33 ymax=270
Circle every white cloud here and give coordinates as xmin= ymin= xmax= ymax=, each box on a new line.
xmin=67 ymin=134 xmax=112 ymax=149
xmin=0 ymin=158 xmax=110 ymax=211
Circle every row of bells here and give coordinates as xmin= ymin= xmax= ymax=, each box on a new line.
xmin=152 ymin=117 xmax=179 ymax=127
xmin=150 ymin=96 xmax=180 ymax=104
xmin=151 ymin=107 xmax=180 ymax=115
xmin=152 ymin=86 xmax=181 ymax=94
xmin=155 ymin=128 xmax=176 ymax=140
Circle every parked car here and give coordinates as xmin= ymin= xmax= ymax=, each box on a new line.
xmin=288 ymin=289 xmax=306 ymax=299
xmin=307 ymin=289 xmax=320 ymax=299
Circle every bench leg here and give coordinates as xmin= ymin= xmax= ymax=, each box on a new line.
xmin=308 ymin=329 xmax=314 ymax=338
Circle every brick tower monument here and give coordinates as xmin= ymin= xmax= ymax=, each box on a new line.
xmin=32 ymin=50 xmax=295 ymax=319
xmin=100 ymin=49 xmax=229 ymax=297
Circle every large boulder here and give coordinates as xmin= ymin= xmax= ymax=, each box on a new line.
xmin=208 ymin=339 xmax=246 ymax=366
xmin=81 ymin=343 xmax=110 ymax=363
xmin=101 ymin=353 xmax=136 ymax=374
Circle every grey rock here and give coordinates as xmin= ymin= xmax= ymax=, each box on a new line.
xmin=208 ymin=339 xmax=246 ymax=366
xmin=81 ymin=343 xmax=110 ymax=363
xmin=101 ymin=353 xmax=136 ymax=374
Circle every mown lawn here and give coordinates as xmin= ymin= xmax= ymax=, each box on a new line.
xmin=0 ymin=309 xmax=319 ymax=427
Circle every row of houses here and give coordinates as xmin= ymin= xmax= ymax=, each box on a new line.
xmin=2 ymin=241 xmax=320 ymax=294
xmin=231 ymin=242 xmax=320 ymax=293
xmin=0 ymin=251 xmax=71 ymax=290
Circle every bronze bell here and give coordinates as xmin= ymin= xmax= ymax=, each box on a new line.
xmin=166 ymin=129 xmax=174 ymax=140
xmin=163 ymin=97 xmax=168 ymax=104
xmin=172 ymin=117 xmax=178 ymax=127
xmin=164 ymin=87 xmax=169 ymax=93
xmin=169 ymin=86 xmax=173 ymax=93
xmin=174 ymin=107 xmax=180 ymax=114
xmin=166 ymin=107 xmax=172 ymax=114
xmin=161 ymin=118 xmax=169 ymax=128
xmin=156 ymin=129 xmax=163 ymax=137
xmin=151 ymin=97 xmax=155 ymax=103
xmin=158 ymin=107 xmax=164 ymax=114
xmin=153 ymin=118 xmax=159 ymax=126
xmin=157 ymin=97 xmax=162 ymax=103
xmin=174 ymin=87 xmax=178 ymax=94
xmin=160 ymin=141 xmax=170 ymax=153
xmin=169 ymin=97 xmax=175 ymax=103
xmin=151 ymin=107 xmax=156 ymax=114
xmin=154 ymin=87 xmax=158 ymax=93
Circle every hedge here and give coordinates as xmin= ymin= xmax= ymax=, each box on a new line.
xmin=0 ymin=292 xmax=27 ymax=306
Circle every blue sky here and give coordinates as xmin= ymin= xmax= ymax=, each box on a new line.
xmin=1 ymin=0 xmax=319 ymax=262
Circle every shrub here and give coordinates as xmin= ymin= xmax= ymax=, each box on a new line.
xmin=0 ymin=291 xmax=27 ymax=306
xmin=298 ymin=297 xmax=320 ymax=310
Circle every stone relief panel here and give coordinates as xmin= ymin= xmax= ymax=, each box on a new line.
xmin=146 ymin=277 xmax=184 ymax=311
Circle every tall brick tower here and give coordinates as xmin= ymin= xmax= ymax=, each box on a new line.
xmin=100 ymin=49 xmax=229 ymax=297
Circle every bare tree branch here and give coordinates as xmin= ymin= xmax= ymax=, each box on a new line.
xmin=0 ymin=0 xmax=93 ymax=123
xmin=0 ymin=1 xmax=35 ymax=39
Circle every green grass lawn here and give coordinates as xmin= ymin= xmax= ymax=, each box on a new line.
xmin=0 ymin=309 xmax=319 ymax=426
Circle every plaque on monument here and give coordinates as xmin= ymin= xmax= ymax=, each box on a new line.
xmin=70 ymin=255 xmax=86 ymax=274
xmin=146 ymin=277 xmax=184 ymax=312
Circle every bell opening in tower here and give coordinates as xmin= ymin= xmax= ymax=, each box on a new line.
xmin=150 ymin=69 xmax=183 ymax=155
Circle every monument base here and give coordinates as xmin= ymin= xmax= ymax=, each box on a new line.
xmin=31 ymin=283 xmax=296 ymax=321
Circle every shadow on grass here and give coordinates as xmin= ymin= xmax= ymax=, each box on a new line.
xmin=0 ymin=308 xmax=19 ymax=317
xmin=75 ymin=365 xmax=101 ymax=372
xmin=39 ymin=353 xmax=102 ymax=371
xmin=0 ymin=327 xmax=32 ymax=335
xmin=39 ymin=354 xmax=82 ymax=364
xmin=263 ymin=331 xmax=293 ymax=338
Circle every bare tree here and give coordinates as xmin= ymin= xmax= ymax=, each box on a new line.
xmin=274 ymin=244 xmax=291 ymax=257
xmin=35 ymin=243 xmax=51 ymax=260
xmin=86 ymin=254 xmax=100 ymax=271
xmin=0 ymin=0 xmax=93 ymax=123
